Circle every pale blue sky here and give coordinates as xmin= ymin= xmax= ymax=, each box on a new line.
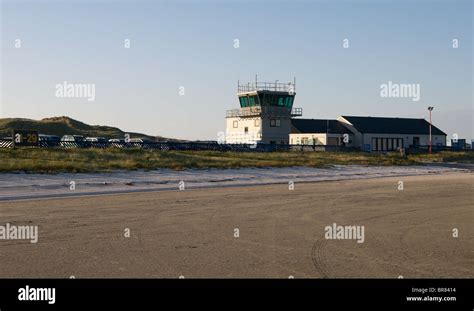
xmin=1 ymin=0 xmax=472 ymax=141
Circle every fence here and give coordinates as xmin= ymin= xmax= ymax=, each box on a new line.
xmin=0 ymin=139 xmax=471 ymax=153
xmin=0 ymin=139 xmax=286 ymax=152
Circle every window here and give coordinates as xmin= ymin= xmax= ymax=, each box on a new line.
xmin=302 ymin=137 xmax=309 ymax=145
xmin=261 ymin=94 xmax=274 ymax=106
xmin=270 ymin=119 xmax=281 ymax=127
xmin=259 ymin=94 xmax=294 ymax=107
xmin=372 ymin=137 xmax=404 ymax=151
xmin=254 ymin=119 xmax=260 ymax=127
xmin=239 ymin=96 xmax=249 ymax=108
xmin=248 ymin=96 xmax=259 ymax=107
xmin=233 ymin=121 xmax=238 ymax=128
xmin=244 ymin=127 xmax=248 ymax=134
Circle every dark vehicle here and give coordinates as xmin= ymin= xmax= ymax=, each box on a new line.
xmin=108 ymin=138 xmax=124 ymax=143
xmin=129 ymin=138 xmax=154 ymax=143
xmin=61 ymin=135 xmax=85 ymax=142
xmin=39 ymin=134 xmax=61 ymax=143
xmin=85 ymin=137 xmax=107 ymax=143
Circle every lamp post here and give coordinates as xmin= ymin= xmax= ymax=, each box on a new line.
xmin=428 ymin=106 xmax=434 ymax=153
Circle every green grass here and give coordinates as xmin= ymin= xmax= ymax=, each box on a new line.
xmin=0 ymin=148 xmax=471 ymax=173
xmin=409 ymin=151 xmax=474 ymax=164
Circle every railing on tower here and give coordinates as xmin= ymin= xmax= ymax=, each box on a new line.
xmin=238 ymin=81 xmax=295 ymax=93
xmin=226 ymin=106 xmax=303 ymax=118
xmin=291 ymin=107 xmax=303 ymax=117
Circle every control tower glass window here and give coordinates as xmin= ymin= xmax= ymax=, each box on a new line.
xmin=239 ymin=96 xmax=249 ymax=107
xmin=240 ymin=93 xmax=294 ymax=108
xmin=248 ymin=96 xmax=258 ymax=107
xmin=277 ymin=96 xmax=294 ymax=108
xmin=239 ymin=95 xmax=260 ymax=107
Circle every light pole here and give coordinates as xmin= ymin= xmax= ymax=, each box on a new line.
xmin=428 ymin=106 xmax=434 ymax=153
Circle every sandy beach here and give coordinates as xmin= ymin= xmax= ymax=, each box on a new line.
xmin=0 ymin=165 xmax=466 ymax=201
xmin=0 ymin=169 xmax=472 ymax=278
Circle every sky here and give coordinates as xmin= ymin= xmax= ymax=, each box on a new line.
xmin=1 ymin=0 xmax=472 ymax=141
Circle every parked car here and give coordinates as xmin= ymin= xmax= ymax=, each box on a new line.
xmin=61 ymin=135 xmax=85 ymax=142
xmin=129 ymin=138 xmax=153 ymax=143
xmin=85 ymin=137 xmax=107 ymax=143
xmin=39 ymin=134 xmax=61 ymax=143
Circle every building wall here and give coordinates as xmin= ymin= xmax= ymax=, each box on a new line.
xmin=362 ymin=134 xmax=446 ymax=150
xmin=225 ymin=117 xmax=262 ymax=144
xmin=337 ymin=117 xmax=364 ymax=147
xmin=260 ymin=116 xmax=292 ymax=144
xmin=225 ymin=115 xmax=292 ymax=144
xmin=289 ymin=133 xmax=354 ymax=146
xmin=336 ymin=116 xmax=447 ymax=150
xmin=226 ymin=114 xmax=447 ymax=148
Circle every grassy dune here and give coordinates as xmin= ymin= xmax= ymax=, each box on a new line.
xmin=0 ymin=148 xmax=472 ymax=173
xmin=0 ymin=116 xmax=166 ymax=141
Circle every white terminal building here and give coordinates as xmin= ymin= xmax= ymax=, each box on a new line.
xmin=225 ymin=79 xmax=447 ymax=151
xmin=225 ymin=79 xmax=301 ymax=145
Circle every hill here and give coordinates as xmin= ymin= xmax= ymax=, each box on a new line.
xmin=0 ymin=116 xmax=173 ymax=141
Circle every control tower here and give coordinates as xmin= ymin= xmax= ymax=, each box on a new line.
xmin=225 ymin=78 xmax=302 ymax=145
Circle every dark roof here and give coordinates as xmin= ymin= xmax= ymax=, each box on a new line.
xmin=291 ymin=119 xmax=354 ymax=134
xmin=340 ymin=116 xmax=447 ymax=135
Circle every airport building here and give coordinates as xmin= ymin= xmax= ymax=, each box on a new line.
xmin=225 ymin=80 xmax=302 ymax=145
xmin=290 ymin=119 xmax=354 ymax=147
xmin=336 ymin=116 xmax=447 ymax=151
xmin=225 ymin=79 xmax=447 ymax=150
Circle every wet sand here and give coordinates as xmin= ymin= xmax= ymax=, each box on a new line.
xmin=0 ymin=172 xmax=472 ymax=278
xmin=0 ymin=165 xmax=464 ymax=201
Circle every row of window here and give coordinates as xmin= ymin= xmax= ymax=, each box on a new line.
xmin=238 ymin=95 xmax=295 ymax=108
xmin=233 ymin=119 xmax=281 ymax=128
xmin=233 ymin=120 xmax=259 ymax=128
xmin=371 ymin=138 xmax=404 ymax=151
xmin=239 ymin=96 xmax=259 ymax=107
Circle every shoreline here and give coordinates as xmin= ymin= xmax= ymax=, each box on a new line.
xmin=0 ymin=165 xmax=471 ymax=202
